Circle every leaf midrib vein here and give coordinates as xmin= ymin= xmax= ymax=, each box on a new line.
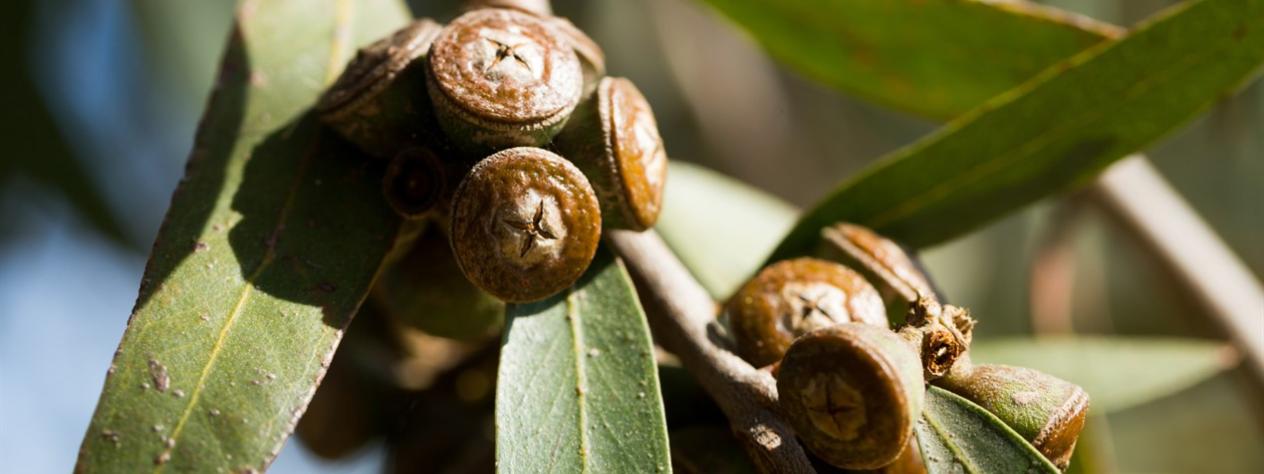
xmin=153 ymin=1 xmax=355 ymax=470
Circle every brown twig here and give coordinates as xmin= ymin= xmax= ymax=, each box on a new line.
xmin=1091 ymin=155 xmax=1264 ymax=381
xmin=607 ymin=230 xmax=815 ymax=473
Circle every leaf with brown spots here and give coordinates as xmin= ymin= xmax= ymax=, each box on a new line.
xmin=75 ymin=0 xmax=410 ymax=471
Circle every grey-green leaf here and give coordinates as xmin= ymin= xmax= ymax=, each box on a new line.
xmin=75 ymin=0 xmax=410 ymax=471
xmin=497 ymin=248 xmax=671 ymax=473
xmin=767 ymin=0 xmax=1264 ymax=260
xmin=972 ymin=336 xmax=1239 ymax=413
xmin=657 ymin=162 xmax=797 ymax=299
xmin=700 ymin=0 xmax=1118 ymax=119
xmin=917 ymin=386 xmax=1060 ymax=474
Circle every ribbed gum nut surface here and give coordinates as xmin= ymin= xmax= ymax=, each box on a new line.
xmin=318 ymin=19 xmax=439 ymax=116
xmin=450 ymin=147 xmax=601 ymax=303
xmin=603 ymin=78 xmax=667 ymax=230
xmin=428 ymin=8 xmax=581 ymax=125
xmin=727 ymin=258 xmax=887 ymax=367
xmin=777 ymin=324 xmax=925 ymax=470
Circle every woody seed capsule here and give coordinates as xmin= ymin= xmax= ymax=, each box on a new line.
xmin=318 ymin=19 xmax=445 ymax=159
xmin=724 ymin=258 xmax=886 ymax=368
xmin=426 ymin=8 xmax=583 ymax=153
xmin=449 ymin=147 xmax=601 ymax=303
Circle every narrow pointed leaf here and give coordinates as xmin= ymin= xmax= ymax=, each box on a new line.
xmin=76 ymin=0 xmax=409 ymax=471
xmin=701 ymin=0 xmax=1119 ymax=119
xmin=917 ymin=386 xmax=1059 ymax=474
xmin=769 ymin=0 xmax=1264 ymax=260
xmin=497 ymin=248 xmax=671 ymax=472
xmin=657 ymin=162 xmax=797 ymax=299
xmin=972 ymin=336 xmax=1240 ymax=413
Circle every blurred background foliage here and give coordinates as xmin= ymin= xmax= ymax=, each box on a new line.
xmin=1 ymin=0 xmax=1259 ymax=472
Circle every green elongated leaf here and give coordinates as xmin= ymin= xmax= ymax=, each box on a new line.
xmin=768 ymin=0 xmax=1264 ymax=260
xmin=972 ymin=336 xmax=1239 ymax=413
xmin=76 ymin=0 xmax=409 ymax=471
xmin=497 ymin=248 xmax=671 ymax=472
xmin=917 ymin=386 xmax=1060 ymax=474
xmin=701 ymin=0 xmax=1119 ymax=119
xmin=657 ymin=162 xmax=798 ymax=299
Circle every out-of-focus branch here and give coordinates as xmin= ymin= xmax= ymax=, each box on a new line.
xmin=607 ymin=230 xmax=815 ymax=474
xmin=462 ymin=0 xmax=552 ymax=16
xmin=1091 ymin=155 xmax=1264 ymax=380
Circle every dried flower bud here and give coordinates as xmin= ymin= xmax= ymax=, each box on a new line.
xmin=819 ymin=223 xmax=937 ymax=323
xmin=725 ymin=258 xmax=887 ymax=368
xmin=426 ymin=8 xmax=583 ymax=153
xmin=449 ymin=147 xmax=601 ymax=302
xmin=318 ymin=19 xmax=445 ymax=159
xmin=777 ymin=324 xmax=926 ymax=470
xmin=556 ymin=77 xmax=668 ymax=230
xmin=935 ymin=356 xmax=1089 ymax=469
xmin=898 ymin=297 xmax=971 ymax=381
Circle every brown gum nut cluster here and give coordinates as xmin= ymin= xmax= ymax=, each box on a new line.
xmin=449 ymin=147 xmax=601 ymax=303
xmin=319 ymin=8 xmax=664 ymax=303
xmin=724 ymin=257 xmax=887 ymax=368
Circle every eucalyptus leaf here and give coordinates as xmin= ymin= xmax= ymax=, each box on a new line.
xmin=657 ymin=162 xmax=797 ymax=299
xmin=497 ymin=248 xmax=671 ymax=472
xmin=972 ymin=336 xmax=1239 ymax=413
xmin=768 ymin=0 xmax=1264 ymax=259
xmin=700 ymin=0 xmax=1117 ymax=119
xmin=917 ymin=386 xmax=1060 ymax=474
xmin=75 ymin=0 xmax=410 ymax=471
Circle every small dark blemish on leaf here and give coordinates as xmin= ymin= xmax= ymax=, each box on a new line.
xmin=148 ymin=359 xmax=171 ymax=393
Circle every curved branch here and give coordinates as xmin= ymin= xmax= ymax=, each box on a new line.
xmin=607 ymin=230 xmax=815 ymax=473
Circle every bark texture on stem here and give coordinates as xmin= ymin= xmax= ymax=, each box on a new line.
xmin=607 ymin=230 xmax=815 ymax=473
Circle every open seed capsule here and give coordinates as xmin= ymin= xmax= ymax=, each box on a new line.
xmin=724 ymin=258 xmax=886 ymax=368
xmin=449 ymin=147 xmax=601 ymax=302
xmin=382 ymin=147 xmax=452 ymax=218
xmin=317 ymin=19 xmax=444 ymax=159
xmin=935 ymin=356 xmax=1089 ymax=469
xmin=777 ymin=324 xmax=926 ymax=470
xmin=555 ymin=77 xmax=667 ymax=230
xmin=426 ymin=8 xmax=583 ymax=153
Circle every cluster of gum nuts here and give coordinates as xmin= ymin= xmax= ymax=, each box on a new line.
xmin=721 ymin=223 xmax=1090 ymax=471
xmin=317 ymin=6 xmax=666 ymax=304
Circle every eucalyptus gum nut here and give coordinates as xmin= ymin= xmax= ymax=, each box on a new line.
xmin=555 ymin=77 xmax=668 ymax=231
xmin=777 ymin=324 xmax=926 ymax=470
xmin=317 ymin=19 xmax=444 ymax=159
xmin=935 ymin=357 xmax=1089 ymax=469
xmin=724 ymin=258 xmax=886 ymax=367
xmin=449 ymin=147 xmax=601 ymax=303
xmin=371 ymin=227 xmax=504 ymax=341
xmin=382 ymin=147 xmax=453 ymax=219
xmin=426 ymin=8 xmax=583 ymax=153
xmin=819 ymin=223 xmax=936 ymax=324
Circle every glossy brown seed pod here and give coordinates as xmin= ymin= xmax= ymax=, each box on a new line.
xmin=935 ymin=355 xmax=1089 ymax=470
xmin=724 ymin=258 xmax=887 ymax=368
xmin=555 ymin=77 xmax=667 ymax=230
xmin=382 ymin=147 xmax=452 ymax=218
xmin=426 ymin=8 xmax=583 ymax=153
xmin=372 ymin=227 xmax=504 ymax=341
xmin=317 ymin=19 xmax=444 ymax=159
xmin=777 ymin=324 xmax=926 ymax=470
xmin=449 ymin=147 xmax=601 ymax=302
xmin=819 ymin=223 xmax=937 ymax=324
